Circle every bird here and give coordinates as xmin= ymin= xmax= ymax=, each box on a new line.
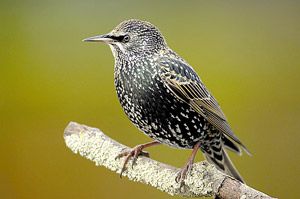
xmin=82 ymin=19 xmax=251 ymax=186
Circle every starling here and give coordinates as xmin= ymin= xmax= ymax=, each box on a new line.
xmin=83 ymin=19 xmax=250 ymax=186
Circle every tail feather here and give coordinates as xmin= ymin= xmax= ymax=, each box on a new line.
xmin=223 ymin=135 xmax=242 ymax=156
xmin=204 ymin=146 xmax=245 ymax=183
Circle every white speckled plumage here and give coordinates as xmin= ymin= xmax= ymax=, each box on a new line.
xmin=83 ymin=19 xmax=250 ymax=184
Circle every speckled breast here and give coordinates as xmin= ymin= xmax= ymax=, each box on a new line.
xmin=114 ymin=57 xmax=210 ymax=149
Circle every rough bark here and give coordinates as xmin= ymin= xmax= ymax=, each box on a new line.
xmin=63 ymin=122 xmax=276 ymax=199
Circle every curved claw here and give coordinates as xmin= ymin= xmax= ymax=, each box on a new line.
xmin=116 ymin=146 xmax=151 ymax=178
xmin=115 ymin=141 xmax=160 ymax=178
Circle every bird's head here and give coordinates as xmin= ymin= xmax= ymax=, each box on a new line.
xmin=83 ymin=19 xmax=168 ymax=57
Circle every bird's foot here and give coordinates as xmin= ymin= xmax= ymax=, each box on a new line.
xmin=176 ymin=157 xmax=194 ymax=189
xmin=116 ymin=141 xmax=160 ymax=178
xmin=117 ymin=145 xmax=150 ymax=178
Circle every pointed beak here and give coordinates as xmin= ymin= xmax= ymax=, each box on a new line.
xmin=82 ymin=34 xmax=114 ymax=44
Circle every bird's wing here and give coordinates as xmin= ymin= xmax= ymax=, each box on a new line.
xmin=157 ymin=56 xmax=250 ymax=154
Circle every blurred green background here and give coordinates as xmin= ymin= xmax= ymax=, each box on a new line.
xmin=1 ymin=0 xmax=299 ymax=198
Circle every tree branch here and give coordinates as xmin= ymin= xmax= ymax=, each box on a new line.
xmin=63 ymin=122 xmax=276 ymax=199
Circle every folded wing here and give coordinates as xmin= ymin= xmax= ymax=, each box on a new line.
xmin=157 ymin=56 xmax=250 ymax=155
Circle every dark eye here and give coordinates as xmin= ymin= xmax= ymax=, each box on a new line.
xmin=123 ymin=35 xmax=130 ymax=43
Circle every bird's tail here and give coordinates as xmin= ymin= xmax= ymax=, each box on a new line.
xmin=203 ymin=136 xmax=245 ymax=183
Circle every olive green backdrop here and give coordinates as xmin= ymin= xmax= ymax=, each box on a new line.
xmin=1 ymin=0 xmax=299 ymax=198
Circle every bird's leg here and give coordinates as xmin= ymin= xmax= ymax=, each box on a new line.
xmin=176 ymin=141 xmax=201 ymax=188
xmin=117 ymin=141 xmax=161 ymax=178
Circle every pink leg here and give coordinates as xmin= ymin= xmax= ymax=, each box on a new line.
xmin=117 ymin=141 xmax=161 ymax=178
xmin=176 ymin=141 xmax=201 ymax=188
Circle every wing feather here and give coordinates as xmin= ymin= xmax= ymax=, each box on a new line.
xmin=157 ymin=56 xmax=250 ymax=155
